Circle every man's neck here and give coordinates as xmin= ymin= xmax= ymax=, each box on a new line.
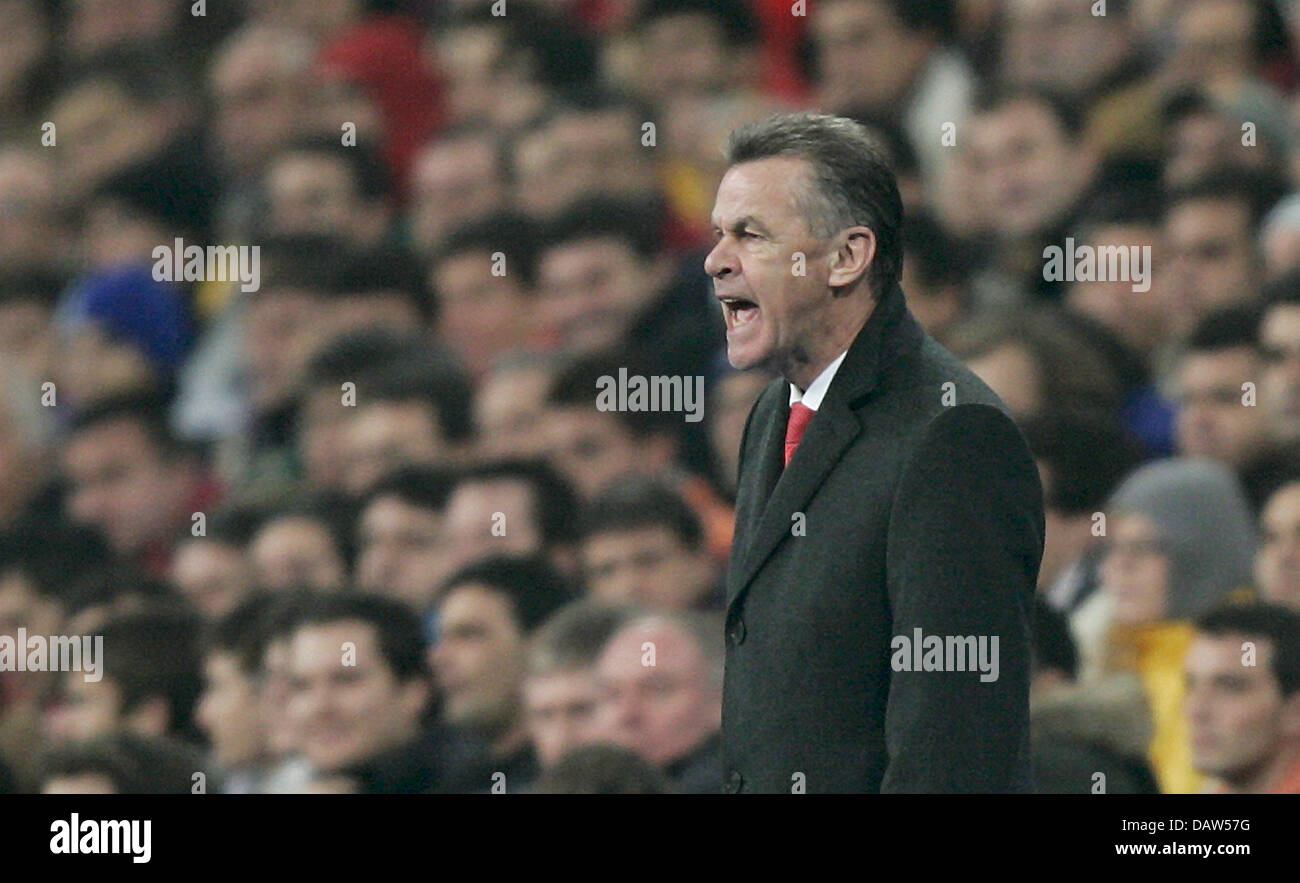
xmin=786 ymin=300 xmax=876 ymax=391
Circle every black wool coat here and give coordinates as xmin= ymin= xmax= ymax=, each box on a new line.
xmin=721 ymin=281 xmax=1045 ymax=793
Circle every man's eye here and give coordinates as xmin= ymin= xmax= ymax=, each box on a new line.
xmin=742 ymin=230 xmax=761 ymax=240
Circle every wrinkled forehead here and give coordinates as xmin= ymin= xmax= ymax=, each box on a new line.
xmin=711 ymin=156 xmax=815 ymax=231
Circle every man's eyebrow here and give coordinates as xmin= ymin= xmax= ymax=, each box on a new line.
xmin=713 ymin=216 xmax=769 ymax=234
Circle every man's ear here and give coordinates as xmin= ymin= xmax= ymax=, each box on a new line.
xmin=827 ymin=226 xmax=877 ymax=291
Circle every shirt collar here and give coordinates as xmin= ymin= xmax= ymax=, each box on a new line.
xmin=789 ymin=350 xmax=848 ymax=411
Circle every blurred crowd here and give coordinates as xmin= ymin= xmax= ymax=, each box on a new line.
xmin=1 ymin=0 xmax=1299 ymax=794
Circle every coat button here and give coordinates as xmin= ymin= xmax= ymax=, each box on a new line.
xmin=726 ymin=770 xmax=744 ymax=794
xmin=728 ymin=617 xmax=746 ymax=645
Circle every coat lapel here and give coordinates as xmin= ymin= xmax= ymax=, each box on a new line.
xmin=726 ymin=393 xmax=860 ymax=607
xmin=724 ymin=281 xmax=923 ymax=612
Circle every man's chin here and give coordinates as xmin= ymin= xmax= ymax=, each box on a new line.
xmin=725 ymin=342 xmax=769 ymax=373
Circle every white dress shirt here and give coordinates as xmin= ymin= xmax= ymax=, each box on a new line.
xmin=788 ymin=350 xmax=848 ymax=411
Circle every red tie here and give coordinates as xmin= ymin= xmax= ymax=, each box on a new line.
xmin=784 ymin=402 xmax=815 ymax=467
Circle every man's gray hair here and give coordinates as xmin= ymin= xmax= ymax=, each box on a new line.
xmin=725 ymin=112 xmax=903 ymax=295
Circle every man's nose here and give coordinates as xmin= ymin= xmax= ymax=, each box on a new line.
xmin=704 ymin=238 xmax=734 ymax=279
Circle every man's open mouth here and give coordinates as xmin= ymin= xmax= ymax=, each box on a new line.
xmin=719 ymin=296 xmax=759 ymax=329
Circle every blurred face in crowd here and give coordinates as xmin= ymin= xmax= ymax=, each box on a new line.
xmin=432 ymin=249 xmax=536 ymax=379
xmin=243 ymin=286 xmax=333 ymax=413
xmin=1185 ymin=634 xmax=1300 ymax=786
xmin=286 ymin=620 xmax=429 ymax=771
xmin=1001 ymin=0 xmax=1133 ymax=97
xmin=45 ymin=671 xmax=168 ymax=744
xmin=356 ymin=494 xmax=454 ymax=610
xmin=170 ymin=539 xmax=254 ymax=619
xmin=0 ymin=294 xmax=55 ymax=384
xmin=339 ymin=401 xmax=448 ymax=496
xmin=49 ymin=78 xmax=171 ymax=202
xmin=409 ymin=135 xmax=507 ymax=251
xmin=812 ymin=0 xmax=934 ymax=113
xmin=475 ymin=363 xmax=554 ymax=462
xmin=965 ymin=342 xmax=1043 ymax=417
xmin=0 ymin=149 xmax=61 ymax=267
xmin=0 ymin=0 xmax=49 ymax=108
xmin=966 ymin=98 xmax=1095 ymax=239
xmin=60 ymin=324 xmax=158 ymax=406
xmin=581 ymin=526 xmax=715 ymax=611
xmin=1165 ymin=110 xmax=1244 ymax=189
xmin=543 ymin=407 xmax=674 ymax=501
xmin=432 ymin=24 xmax=545 ymax=129
xmin=66 ymin=0 xmax=179 ymax=59
xmin=595 ymin=618 xmax=720 ymax=767
xmin=1170 ymin=0 xmax=1257 ymax=93
xmin=705 ymin=156 xmax=868 ymax=388
xmin=249 ymin=516 xmax=346 ymax=592
xmin=1260 ymin=303 xmax=1300 ymax=441
xmin=1175 ymin=346 xmax=1269 ymax=468
xmin=523 ymin=666 xmax=605 ymax=769
xmin=1164 ymin=197 xmax=1259 ymax=323
xmin=433 ymin=584 xmax=526 ymax=734
xmin=62 ymin=417 xmax=193 ymax=556
xmin=1066 ymin=224 xmax=1169 ymax=353
xmin=636 ymin=13 xmax=735 ymax=105
xmin=210 ymin=28 xmax=311 ymax=177
xmin=515 ymin=112 xmax=657 ymax=218
xmin=442 ymin=477 xmax=544 ymax=564
xmin=265 ymin=151 xmax=384 ymax=246
xmin=538 ymin=236 xmax=665 ymax=353
xmin=1101 ymin=513 xmax=1172 ymax=626
xmin=197 ymin=652 xmax=267 ymax=770
xmin=1255 ymin=483 xmax=1300 ymax=610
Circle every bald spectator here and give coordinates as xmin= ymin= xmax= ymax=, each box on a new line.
xmin=523 ymin=601 xmax=632 ymax=772
xmin=594 ymin=612 xmax=723 ymax=793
